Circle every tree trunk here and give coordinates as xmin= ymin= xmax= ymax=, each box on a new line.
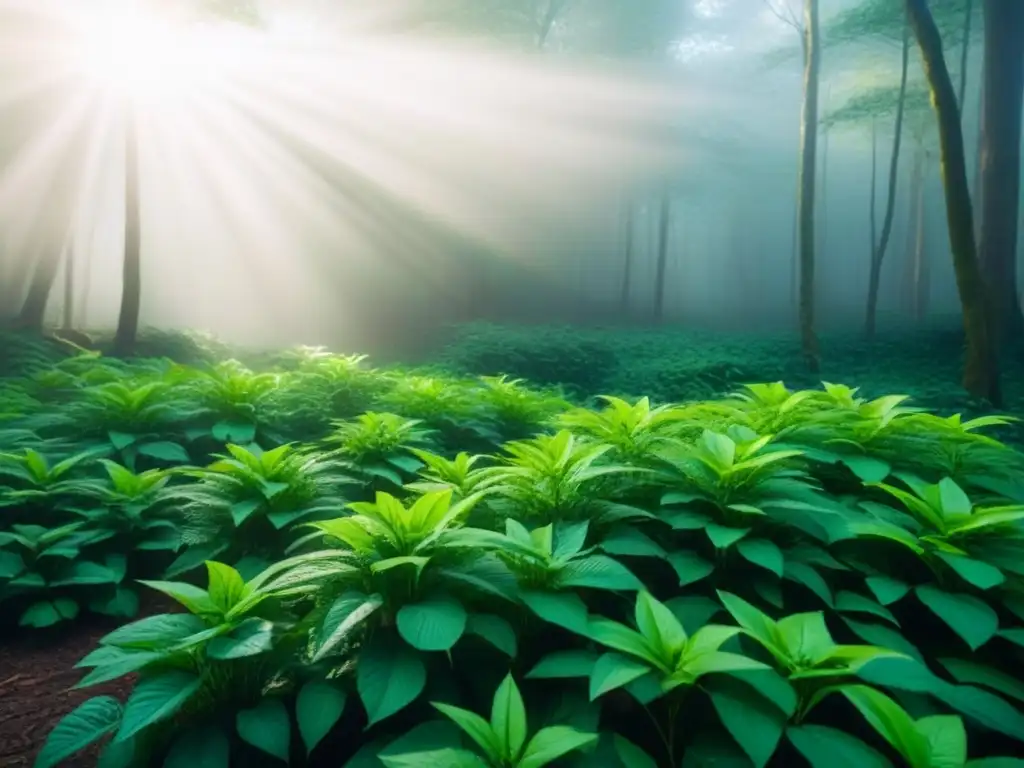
xmin=906 ymin=0 xmax=999 ymax=404
xmin=957 ymin=0 xmax=974 ymax=111
xmin=61 ymin=243 xmax=74 ymax=330
xmin=653 ymin=196 xmax=670 ymax=323
xmin=866 ymin=120 xmax=880 ymax=334
xmin=977 ymin=0 xmax=1024 ymax=346
xmin=913 ymin=159 xmax=930 ymax=322
xmin=903 ymin=145 xmax=926 ymax=319
xmin=114 ymin=111 xmax=142 ymax=357
xmin=620 ymin=202 xmax=634 ymax=316
xmin=865 ymin=20 xmax=910 ymax=340
xmin=797 ymin=0 xmax=821 ymax=372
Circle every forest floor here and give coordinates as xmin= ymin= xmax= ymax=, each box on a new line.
xmin=0 ymin=596 xmax=176 ymax=767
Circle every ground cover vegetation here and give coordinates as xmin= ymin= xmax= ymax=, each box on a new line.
xmin=2 ymin=329 xmax=1024 ymax=767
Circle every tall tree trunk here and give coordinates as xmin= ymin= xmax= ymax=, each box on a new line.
xmin=653 ymin=196 xmax=670 ymax=323
xmin=906 ymin=0 xmax=999 ymax=404
xmin=865 ymin=20 xmax=910 ymax=340
xmin=61 ymin=243 xmax=74 ymax=330
xmin=958 ymin=0 xmax=974 ymax=111
xmin=913 ymin=160 xmax=930 ymax=322
xmin=977 ymin=0 xmax=1024 ymax=346
xmin=903 ymin=145 xmax=926 ymax=319
xmin=867 ymin=120 xmax=879 ymax=323
xmin=620 ymin=202 xmax=634 ymax=316
xmin=114 ymin=111 xmax=142 ymax=357
xmin=797 ymin=0 xmax=821 ymax=371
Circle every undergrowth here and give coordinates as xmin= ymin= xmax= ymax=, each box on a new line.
xmin=1 ymin=329 xmax=1024 ymax=768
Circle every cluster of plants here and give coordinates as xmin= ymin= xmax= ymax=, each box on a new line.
xmin=1 ymin=331 xmax=1021 ymax=766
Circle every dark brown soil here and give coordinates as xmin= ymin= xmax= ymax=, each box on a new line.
xmin=0 ymin=597 xmax=177 ymax=767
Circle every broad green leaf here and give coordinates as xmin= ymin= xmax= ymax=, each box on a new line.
xmin=205 ymin=561 xmax=246 ymax=613
xmin=589 ymin=653 xmax=651 ymax=699
xmin=35 ymin=696 xmax=122 ymax=768
xmin=836 ymin=591 xmax=899 ymax=625
xmin=380 ymin=748 xmax=489 ymax=768
xmin=101 ymin=613 xmax=207 ymax=649
xmin=397 ymin=597 xmax=468 ymax=652
xmin=842 ymin=685 xmax=929 ymax=767
xmin=787 ymin=724 xmax=893 ymax=768
xmin=136 ymin=580 xmax=217 ymax=616
xmin=776 ymin=612 xmax=834 ymax=664
xmin=717 ymin=591 xmax=785 ymax=662
xmin=527 ymin=651 xmax=601 ymax=680
xmin=634 ymin=591 xmax=687 ymax=658
xmin=358 ymin=635 xmax=427 ymax=725
xmin=707 ymin=676 xmax=787 ymax=768
xmin=296 ymin=681 xmax=347 ymax=754
xmin=521 ymin=590 xmax=590 ymax=634
xmin=465 ymin=613 xmax=517 ymax=657
xmin=935 ymin=553 xmax=1004 ymax=590
xmin=916 ymin=715 xmax=966 ymax=768
xmin=783 ymin=562 xmax=834 ymax=606
xmin=843 ymin=618 xmax=924 ymax=664
xmin=433 ymin=704 xmax=500 ymax=762
xmin=21 ymin=600 xmax=77 ymax=628
xmin=137 ymin=441 xmax=190 ymax=463
xmin=518 ymin=726 xmax=599 ymax=768
xmin=938 ymin=658 xmax=1024 ymax=705
xmin=315 ymin=592 xmax=383 ymax=661
xmin=115 ymin=671 xmax=202 ymax=742
xmin=206 ymin=618 xmax=274 ymax=660
xmin=667 ymin=550 xmax=715 ymax=586
xmin=164 ymin=727 xmax=230 ymax=768
xmin=556 ymin=555 xmax=643 ymax=591
xmin=611 ymin=734 xmax=658 ymax=768
xmin=737 ymin=539 xmax=784 ymax=577
xmin=491 ymin=673 xmax=527 ymax=760
xmin=706 ymin=524 xmax=750 ymax=550
xmin=230 ymin=499 xmax=263 ymax=526
xmin=236 ymin=698 xmax=290 ymax=761
xmin=915 ymin=585 xmax=999 ymax=651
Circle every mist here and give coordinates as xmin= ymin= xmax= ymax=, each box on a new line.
xmin=0 ymin=0 xmax=1018 ymax=355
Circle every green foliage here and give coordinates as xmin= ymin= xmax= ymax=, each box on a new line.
xmin=6 ymin=328 xmax=1024 ymax=767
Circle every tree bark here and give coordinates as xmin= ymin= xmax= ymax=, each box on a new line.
xmin=977 ymin=0 xmax=1024 ymax=346
xmin=903 ymin=145 xmax=927 ymax=320
xmin=61 ymin=243 xmax=74 ymax=330
xmin=913 ymin=159 xmax=930 ymax=322
xmin=113 ymin=110 xmax=142 ymax=357
xmin=653 ymin=196 xmax=670 ymax=323
xmin=620 ymin=201 xmax=634 ymax=316
xmin=797 ymin=0 xmax=821 ymax=371
xmin=906 ymin=0 xmax=999 ymax=404
xmin=957 ymin=0 xmax=974 ymax=111
xmin=865 ymin=20 xmax=910 ymax=339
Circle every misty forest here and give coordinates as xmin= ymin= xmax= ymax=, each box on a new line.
xmin=2 ymin=0 xmax=1024 ymax=766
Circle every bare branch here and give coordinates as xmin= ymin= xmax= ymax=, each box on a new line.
xmin=763 ymin=0 xmax=803 ymax=33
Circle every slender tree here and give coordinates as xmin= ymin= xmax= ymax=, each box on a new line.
xmin=976 ymin=0 xmax=1024 ymax=346
xmin=113 ymin=112 xmax=141 ymax=356
xmin=905 ymin=0 xmax=999 ymax=403
xmin=796 ymin=0 xmax=822 ymax=370
xmin=620 ymin=202 xmax=634 ymax=316
xmin=652 ymin=196 xmax=670 ymax=323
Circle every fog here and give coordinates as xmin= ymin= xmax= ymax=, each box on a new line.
xmin=0 ymin=0 xmax=1017 ymax=354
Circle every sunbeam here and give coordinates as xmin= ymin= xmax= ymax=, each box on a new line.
xmin=0 ymin=0 xmax=707 ymax=348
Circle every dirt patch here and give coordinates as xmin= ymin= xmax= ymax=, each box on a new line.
xmin=0 ymin=597 xmax=177 ymax=767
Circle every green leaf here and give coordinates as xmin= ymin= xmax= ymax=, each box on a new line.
xmin=206 ymin=619 xmax=274 ymax=660
xmin=635 ymin=591 xmax=687 ymax=657
xmin=109 ymin=431 xmax=137 ymax=450
xmin=784 ymin=562 xmax=834 ymax=606
xmin=491 ymin=673 xmax=528 ymax=761
xmin=465 ymin=613 xmax=517 ymax=657
xmin=101 ymin=613 xmax=207 ymax=649
xmin=916 ymin=585 xmax=998 ymax=650
xmin=916 ymin=715 xmax=966 ymax=768
xmin=433 ymin=704 xmax=501 ymax=763
xmin=20 ymin=600 xmax=77 ymax=628
xmin=358 ymin=634 xmax=427 ymax=725
xmin=737 ymin=539 xmax=784 ymax=577
xmin=842 ymin=685 xmax=929 ymax=766
xmin=230 ymin=499 xmax=263 ymax=526
xmin=843 ymin=618 xmax=924 ymax=664
xmin=115 ymin=671 xmax=202 ymax=742
xmin=706 ymin=524 xmax=750 ymax=549
xmin=296 ymin=681 xmax=347 ymax=754
xmin=136 ymin=580 xmax=217 ymax=615
xmin=556 ymin=555 xmax=643 ymax=591
xmin=164 ymin=726 xmax=230 ymax=768
xmin=938 ymin=658 xmax=1024 ymax=706
xmin=527 ymin=651 xmax=600 ymax=680
xmin=205 ymin=561 xmax=246 ymax=613
xmin=35 ymin=696 xmax=122 ymax=768
xmin=589 ymin=653 xmax=651 ymax=699
xmin=787 ymin=724 xmax=893 ymax=768
xmin=707 ymin=676 xmax=787 ymax=768
xmin=314 ymin=592 xmax=383 ymax=661
xmin=137 ymin=441 xmax=190 ymax=463
xmin=667 ymin=550 xmax=715 ymax=586
xmin=521 ymin=590 xmax=590 ymax=634
xmin=836 ymin=591 xmax=898 ymax=626
xmin=397 ymin=597 xmax=468 ymax=652
xmin=518 ymin=726 xmax=599 ymax=768
xmin=611 ymin=734 xmax=658 ymax=768
xmin=935 ymin=553 xmax=1005 ymax=590
xmin=236 ymin=698 xmax=290 ymax=761
xmin=840 ymin=455 xmax=891 ymax=483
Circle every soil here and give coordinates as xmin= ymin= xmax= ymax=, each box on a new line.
xmin=0 ymin=596 xmax=177 ymax=767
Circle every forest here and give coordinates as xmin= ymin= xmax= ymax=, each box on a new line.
xmin=1 ymin=0 xmax=1024 ymax=766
